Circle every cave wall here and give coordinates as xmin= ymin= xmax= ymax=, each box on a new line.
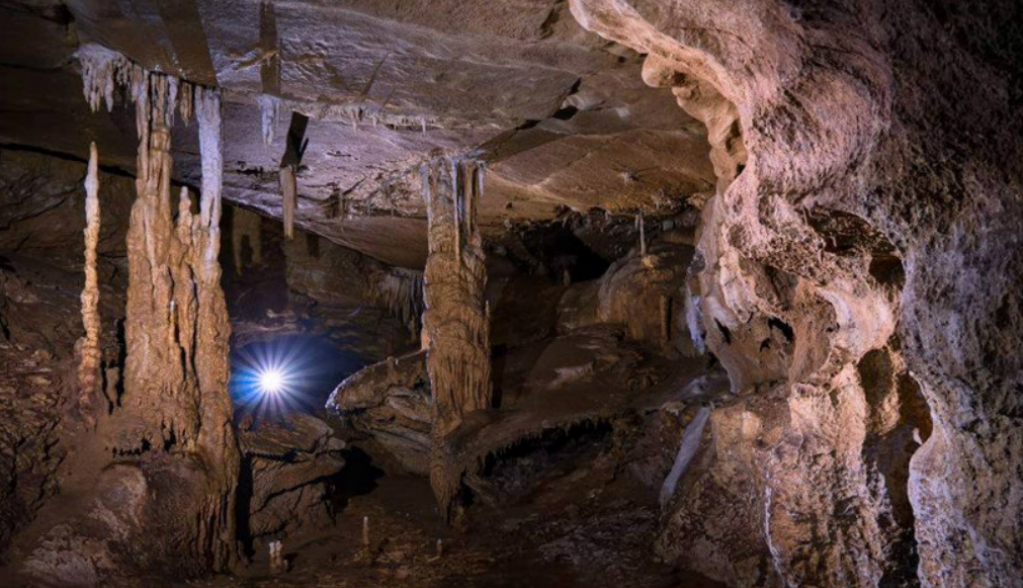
xmin=0 ymin=148 xmax=134 ymax=560
xmin=569 ymin=0 xmax=1023 ymax=586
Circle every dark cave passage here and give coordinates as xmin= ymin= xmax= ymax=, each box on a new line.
xmin=230 ymin=334 xmax=365 ymax=418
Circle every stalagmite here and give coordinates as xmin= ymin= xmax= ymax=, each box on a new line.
xmin=421 ymin=157 xmax=492 ymax=517
xmin=637 ymin=211 xmax=647 ymax=257
xmin=269 ymin=540 xmax=285 ymax=574
xmin=362 ymin=516 xmax=370 ymax=548
xmin=78 ymin=141 xmax=101 ymax=419
xmin=76 ymin=46 xmax=240 ymax=572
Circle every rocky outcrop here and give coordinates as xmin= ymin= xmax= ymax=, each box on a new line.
xmin=328 ymin=350 xmax=432 ymax=474
xmin=569 ymin=0 xmax=1023 ymax=586
xmin=554 ymin=241 xmax=701 ymax=355
xmin=595 ymin=243 xmax=693 ymax=349
xmin=238 ymin=414 xmax=346 ymax=540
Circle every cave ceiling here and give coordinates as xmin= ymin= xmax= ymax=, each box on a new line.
xmin=0 ymin=0 xmax=715 ymax=267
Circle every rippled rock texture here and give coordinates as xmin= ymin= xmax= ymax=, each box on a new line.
xmin=570 ymin=0 xmax=1023 ymax=586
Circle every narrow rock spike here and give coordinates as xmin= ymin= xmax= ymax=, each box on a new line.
xmin=78 ymin=141 xmax=102 ymax=420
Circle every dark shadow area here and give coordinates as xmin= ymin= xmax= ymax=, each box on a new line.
xmin=465 ymin=419 xmax=615 ymax=507
xmin=327 ymin=446 xmax=385 ymax=513
xmin=235 ymin=456 xmax=256 ymax=558
xmin=513 ymin=222 xmax=612 ymax=282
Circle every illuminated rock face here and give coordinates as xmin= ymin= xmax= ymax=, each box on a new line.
xmin=570 ymin=0 xmax=1023 ymax=586
xmin=8 ymin=52 xmax=241 ymax=584
xmin=420 ymin=159 xmax=493 ymax=517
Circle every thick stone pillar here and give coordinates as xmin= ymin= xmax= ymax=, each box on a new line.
xmin=420 ymin=158 xmax=492 ymax=516
xmin=79 ymin=45 xmax=239 ymax=572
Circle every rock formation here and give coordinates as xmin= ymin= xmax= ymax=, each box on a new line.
xmin=1 ymin=2 xmax=1020 ymax=586
xmin=110 ymin=65 xmax=238 ymax=571
xmin=14 ymin=46 xmax=242 ymax=580
xmin=238 ymin=413 xmax=346 ymax=541
xmin=329 ymin=350 xmax=432 ymax=474
xmin=77 ymin=142 xmax=102 ymax=420
xmin=569 ymin=0 xmax=1023 ymax=586
xmin=421 ymin=158 xmax=493 ymax=516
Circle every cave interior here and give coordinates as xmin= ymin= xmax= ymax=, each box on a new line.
xmin=0 ymin=1 xmax=1021 ymax=587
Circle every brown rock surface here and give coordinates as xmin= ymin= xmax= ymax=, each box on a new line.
xmin=570 ymin=0 xmax=1023 ymax=585
xmin=238 ymin=413 xmax=346 ymax=541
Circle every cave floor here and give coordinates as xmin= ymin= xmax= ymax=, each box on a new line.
xmin=164 ymin=433 xmax=722 ymax=588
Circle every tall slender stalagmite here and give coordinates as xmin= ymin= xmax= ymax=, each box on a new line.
xmin=78 ymin=45 xmax=239 ymax=571
xmin=78 ymin=141 xmax=101 ymax=420
xmin=421 ymin=157 xmax=492 ymax=517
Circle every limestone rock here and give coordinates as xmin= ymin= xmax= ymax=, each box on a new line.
xmin=238 ymin=414 xmax=347 ymax=539
xmin=327 ymin=350 xmax=432 ymax=475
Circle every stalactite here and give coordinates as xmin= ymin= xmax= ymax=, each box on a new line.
xmin=660 ymin=406 xmax=712 ymax=506
xmin=77 ymin=46 xmax=239 ymax=572
xmin=420 ymin=156 xmax=492 ymax=518
xmin=78 ymin=141 xmax=102 ymax=420
xmin=258 ymin=94 xmax=280 ymax=146
xmin=281 ymin=164 xmax=296 ymax=239
xmin=77 ymin=44 xmax=128 ymax=113
xmin=374 ymin=268 xmax=425 ymax=341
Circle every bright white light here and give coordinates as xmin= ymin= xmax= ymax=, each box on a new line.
xmin=259 ymin=369 xmax=285 ymax=394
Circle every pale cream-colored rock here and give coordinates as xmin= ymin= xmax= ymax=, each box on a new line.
xmin=570 ymin=0 xmax=1023 ymax=586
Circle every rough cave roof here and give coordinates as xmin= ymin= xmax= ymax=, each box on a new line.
xmin=0 ymin=0 xmax=714 ymax=267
